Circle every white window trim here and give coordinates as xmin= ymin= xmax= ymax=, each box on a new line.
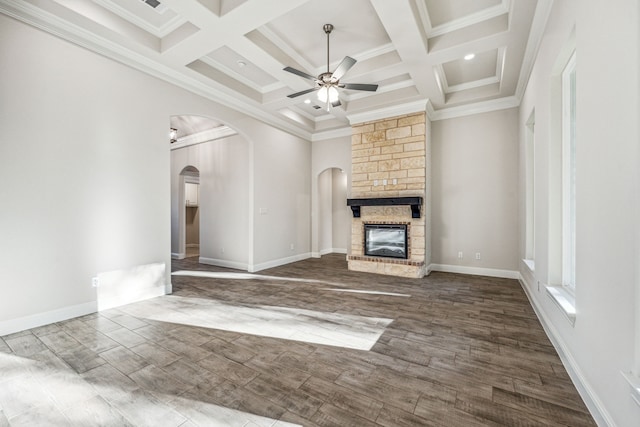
xmin=546 ymin=285 xmax=576 ymax=325
xmin=525 ymin=110 xmax=536 ymax=263
xmin=561 ymin=51 xmax=577 ymax=290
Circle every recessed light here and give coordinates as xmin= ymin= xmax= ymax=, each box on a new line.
xmin=464 ymin=53 xmax=475 ymax=61
xmin=304 ymin=99 xmax=311 ymax=104
xmin=237 ymin=60 xmax=246 ymax=67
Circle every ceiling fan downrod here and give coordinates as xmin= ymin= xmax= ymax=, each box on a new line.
xmin=323 ymin=23 xmax=333 ymax=74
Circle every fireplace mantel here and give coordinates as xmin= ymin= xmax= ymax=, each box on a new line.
xmin=347 ymin=196 xmax=423 ymax=218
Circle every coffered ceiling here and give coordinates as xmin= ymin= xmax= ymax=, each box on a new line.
xmin=0 ymin=0 xmax=553 ymax=140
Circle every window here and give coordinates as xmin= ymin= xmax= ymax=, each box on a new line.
xmin=545 ymin=38 xmax=576 ymax=324
xmin=525 ymin=109 xmax=536 ymax=270
xmin=562 ymin=52 xmax=576 ymax=290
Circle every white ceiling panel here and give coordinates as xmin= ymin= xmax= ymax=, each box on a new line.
xmin=2 ymin=0 xmax=552 ymax=137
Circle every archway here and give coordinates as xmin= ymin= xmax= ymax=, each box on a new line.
xmin=169 ymin=114 xmax=251 ymax=269
xmin=317 ymin=167 xmax=350 ymax=255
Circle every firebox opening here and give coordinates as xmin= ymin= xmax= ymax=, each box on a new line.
xmin=364 ymin=224 xmax=408 ymax=259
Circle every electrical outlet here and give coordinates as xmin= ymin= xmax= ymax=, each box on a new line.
xmin=91 ymin=277 xmax=100 ymax=288
xmin=457 ymin=251 xmax=463 ymax=259
xmin=221 ymin=247 xmax=225 ymax=254
xmin=475 ymin=252 xmax=481 ymax=260
xmin=290 ymin=243 xmax=295 ymax=251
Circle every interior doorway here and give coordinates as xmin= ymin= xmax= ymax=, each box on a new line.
xmin=180 ymin=166 xmax=200 ymax=259
xmin=317 ymin=167 xmax=350 ymax=255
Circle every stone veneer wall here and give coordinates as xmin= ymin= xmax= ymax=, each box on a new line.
xmin=348 ymin=112 xmax=427 ymax=278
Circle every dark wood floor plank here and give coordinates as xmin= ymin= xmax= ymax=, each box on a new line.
xmin=413 ymin=396 xmax=502 ymax=427
xmin=454 ymin=392 xmax=555 ymax=426
xmin=0 ymin=254 xmax=596 ymax=426
xmin=492 ymin=387 xmax=596 ymax=426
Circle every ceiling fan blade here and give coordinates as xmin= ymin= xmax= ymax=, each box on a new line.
xmin=331 ymin=56 xmax=357 ymax=81
xmin=283 ymin=66 xmax=318 ymax=81
xmin=287 ymin=87 xmax=319 ymax=98
xmin=341 ymin=83 xmax=379 ymax=91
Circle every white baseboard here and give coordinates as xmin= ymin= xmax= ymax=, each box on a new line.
xmin=171 ymin=252 xmax=185 ymax=260
xmin=249 ymin=253 xmax=312 ymax=273
xmin=199 ymin=257 xmax=248 ymax=271
xmin=518 ymin=272 xmax=614 ymax=427
xmin=0 ymin=301 xmax=97 ymax=336
xmin=429 ymin=264 xmax=519 ymax=279
xmin=320 ymin=248 xmax=348 ymax=256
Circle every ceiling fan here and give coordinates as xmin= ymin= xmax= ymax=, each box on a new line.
xmin=283 ymin=24 xmax=378 ymax=111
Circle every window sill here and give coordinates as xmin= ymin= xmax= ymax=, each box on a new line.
xmin=523 ymin=259 xmax=535 ymax=272
xmin=546 ymin=285 xmax=576 ymax=325
xmin=621 ymin=371 xmax=640 ymax=407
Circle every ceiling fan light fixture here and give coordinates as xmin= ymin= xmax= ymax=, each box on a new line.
xmin=318 ymin=86 xmax=339 ymax=103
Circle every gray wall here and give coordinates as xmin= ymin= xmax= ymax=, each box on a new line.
xmin=431 ymin=108 xmax=520 ymax=273
xmin=0 ymin=13 xmax=312 ymax=332
xmin=518 ymin=0 xmax=640 ymax=425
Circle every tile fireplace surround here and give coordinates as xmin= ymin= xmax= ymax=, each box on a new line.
xmin=348 ymin=112 xmax=427 ymax=278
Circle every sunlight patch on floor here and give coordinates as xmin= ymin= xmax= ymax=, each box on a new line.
xmin=0 ymin=352 xmax=300 ymax=426
xmin=172 ymin=270 xmax=410 ymax=297
xmin=123 ymin=296 xmax=393 ymax=351
xmin=321 ymin=288 xmax=411 ymax=297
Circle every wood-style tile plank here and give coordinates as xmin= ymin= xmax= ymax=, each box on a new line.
xmin=0 ymin=254 xmax=596 ymax=426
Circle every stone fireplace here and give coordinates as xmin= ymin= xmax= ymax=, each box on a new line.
xmin=347 ymin=112 xmax=427 ymax=278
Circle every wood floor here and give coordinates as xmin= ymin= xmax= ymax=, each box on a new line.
xmin=0 ymin=254 xmax=595 ymax=426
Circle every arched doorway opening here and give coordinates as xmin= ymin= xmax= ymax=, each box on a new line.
xmin=317 ymin=167 xmax=350 ymax=255
xmin=169 ymin=114 xmax=251 ymax=269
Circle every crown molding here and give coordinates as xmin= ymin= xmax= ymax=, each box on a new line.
xmin=92 ymin=0 xmax=186 ymax=38
xmin=0 ymin=0 xmax=313 ymax=142
xmin=311 ymin=126 xmax=352 ymax=142
xmin=422 ymin=0 xmax=511 ymax=38
xmin=346 ymin=99 xmax=429 ymax=125
xmin=170 ymin=125 xmax=238 ymax=150
xmin=430 ymin=96 xmax=519 ymax=121
xmin=515 ymin=0 xmax=555 ymax=101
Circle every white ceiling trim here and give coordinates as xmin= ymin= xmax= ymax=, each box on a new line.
xmin=0 ymin=0 xmax=313 ymax=141
xmin=434 ymin=45 xmax=507 ymax=95
xmin=93 ymin=0 xmax=187 ymax=38
xmin=349 ymin=42 xmax=397 ymax=63
xmin=199 ymin=56 xmax=267 ymax=94
xmin=257 ymin=25 xmax=317 ymax=75
xmin=430 ymin=96 xmax=518 ymax=121
xmin=170 ymin=126 xmax=238 ymax=150
xmin=422 ymin=0 xmax=511 ymax=38
xmin=0 ymin=0 xmax=553 ymax=139
xmin=515 ymin=0 xmax=555 ymax=101
xmin=311 ymin=126 xmax=352 ymax=142
xmin=346 ymin=99 xmax=429 ymax=125
xmin=446 ymin=76 xmax=500 ymax=93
